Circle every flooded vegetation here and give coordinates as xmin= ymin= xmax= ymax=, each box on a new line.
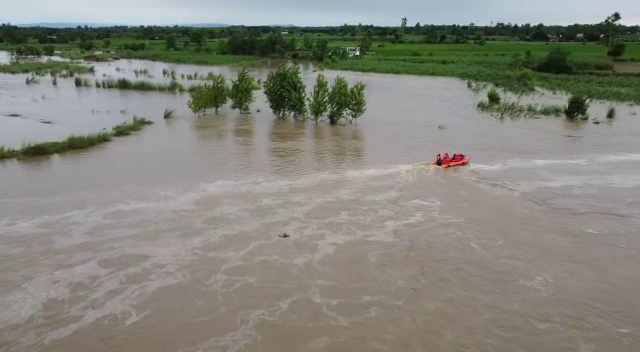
xmin=1 ymin=13 xmax=640 ymax=352
xmin=0 ymin=117 xmax=152 ymax=160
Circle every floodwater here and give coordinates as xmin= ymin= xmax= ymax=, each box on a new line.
xmin=1 ymin=55 xmax=640 ymax=352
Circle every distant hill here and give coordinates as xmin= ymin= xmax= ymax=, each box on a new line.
xmin=17 ymin=22 xmax=232 ymax=28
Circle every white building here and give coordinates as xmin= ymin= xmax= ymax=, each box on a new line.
xmin=346 ymin=47 xmax=360 ymax=58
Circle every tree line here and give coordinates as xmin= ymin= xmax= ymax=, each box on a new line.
xmin=2 ymin=14 xmax=638 ymax=46
xmin=188 ymin=66 xmax=366 ymax=125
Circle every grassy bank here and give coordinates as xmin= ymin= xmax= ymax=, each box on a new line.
xmin=0 ymin=61 xmax=93 ymax=76
xmin=327 ymin=42 xmax=640 ymax=104
xmin=0 ymin=117 xmax=153 ymax=160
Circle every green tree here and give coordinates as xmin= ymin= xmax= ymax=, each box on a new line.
xmin=308 ymin=73 xmax=330 ymax=123
xmin=313 ymin=39 xmax=330 ymax=61
xmin=302 ymin=35 xmax=314 ymax=50
xmin=602 ymin=12 xmax=622 ymax=51
xmin=42 ymin=45 xmax=55 ymax=56
xmin=79 ymin=40 xmax=95 ymax=51
xmin=393 ymin=17 xmax=407 ymax=42
xmin=535 ymin=47 xmax=574 ymax=74
xmin=190 ymin=30 xmax=205 ymax=47
xmin=187 ymin=74 xmax=229 ymax=114
xmin=328 ymin=76 xmax=350 ymax=125
xmin=230 ymin=67 xmax=256 ymax=114
xmin=103 ymin=39 xmax=111 ymax=49
xmin=165 ymin=34 xmax=177 ymax=50
xmin=607 ymin=42 xmax=626 ymax=60
xmin=208 ymin=74 xmax=229 ymax=113
xmin=187 ymin=87 xmax=210 ymax=115
xmin=263 ymin=65 xmax=307 ymax=119
xmin=347 ymin=82 xmax=366 ymax=124
xmin=360 ymin=29 xmax=373 ymax=54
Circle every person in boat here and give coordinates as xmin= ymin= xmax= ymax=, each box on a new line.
xmin=458 ymin=154 xmax=465 ymax=161
xmin=452 ymin=154 xmax=459 ymax=162
xmin=443 ymin=153 xmax=451 ymax=164
xmin=435 ymin=154 xmax=443 ymax=166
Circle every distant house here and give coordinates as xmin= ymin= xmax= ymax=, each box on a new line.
xmin=346 ymin=47 xmax=360 ymax=58
xmin=575 ymin=33 xmax=585 ymax=41
xmin=280 ymin=31 xmax=289 ymax=35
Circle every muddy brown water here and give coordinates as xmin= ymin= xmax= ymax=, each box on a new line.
xmin=1 ymin=56 xmax=640 ymax=352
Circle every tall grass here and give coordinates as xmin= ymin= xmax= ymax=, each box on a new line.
xmin=74 ymin=77 xmax=92 ymax=87
xmin=0 ymin=117 xmax=153 ymax=160
xmin=112 ymin=117 xmax=153 ymax=136
xmin=0 ymin=61 xmax=92 ymax=76
xmin=477 ymin=100 xmax=564 ymax=119
xmin=94 ymin=78 xmax=186 ymax=92
xmin=163 ymin=109 xmax=176 ymax=119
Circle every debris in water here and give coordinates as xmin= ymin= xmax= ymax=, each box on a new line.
xmin=411 ymin=287 xmax=417 ymax=291
xmin=278 ymin=233 xmax=290 ymax=238
xmin=438 ymin=124 xmax=446 ymax=130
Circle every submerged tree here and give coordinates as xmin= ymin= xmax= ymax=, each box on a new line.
xmin=230 ymin=67 xmax=256 ymax=114
xmin=565 ymin=95 xmax=590 ymax=120
xmin=263 ymin=65 xmax=307 ymax=119
xmin=347 ymin=82 xmax=366 ymax=124
xmin=308 ymin=73 xmax=330 ymax=123
xmin=328 ymin=76 xmax=351 ymax=125
xmin=187 ymin=74 xmax=229 ymax=115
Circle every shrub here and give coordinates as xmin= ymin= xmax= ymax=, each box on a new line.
xmin=328 ymin=76 xmax=350 ymax=125
xmin=308 ymin=73 xmax=330 ymax=123
xmin=535 ymin=47 xmax=574 ymax=74
xmin=607 ymin=42 xmax=626 ymax=60
xmin=229 ymin=67 xmax=256 ymax=114
xmin=42 ymin=45 xmax=55 ymax=56
xmin=487 ymin=88 xmax=501 ymax=105
xmin=606 ymin=107 xmax=616 ymax=119
xmin=565 ymin=95 xmax=589 ymax=120
xmin=347 ymin=82 xmax=366 ymax=123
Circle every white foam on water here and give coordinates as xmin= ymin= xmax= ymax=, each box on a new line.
xmin=0 ymin=162 xmax=456 ymax=350
xmin=513 ymin=174 xmax=640 ymax=192
xmin=470 ymin=153 xmax=640 ymax=173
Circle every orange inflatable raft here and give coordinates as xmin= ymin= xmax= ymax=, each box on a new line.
xmin=430 ymin=157 xmax=470 ymax=168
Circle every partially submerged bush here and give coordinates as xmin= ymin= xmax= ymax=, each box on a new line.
xmin=187 ymin=74 xmax=229 ymax=114
xmin=229 ymin=67 xmax=256 ymax=114
xmin=606 ymin=106 xmax=616 ymax=119
xmin=308 ymin=73 xmax=330 ymax=123
xmin=487 ymin=88 xmax=501 ymax=105
xmin=535 ymin=47 xmax=574 ymax=74
xmin=564 ymin=95 xmax=590 ymax=120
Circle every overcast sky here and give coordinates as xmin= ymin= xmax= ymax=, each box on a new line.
xmin=1 ymin=0 xmax=638 ymax=26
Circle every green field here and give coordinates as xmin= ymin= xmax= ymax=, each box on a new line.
xmin=327 ymin=41 xmax=640 ymax=103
